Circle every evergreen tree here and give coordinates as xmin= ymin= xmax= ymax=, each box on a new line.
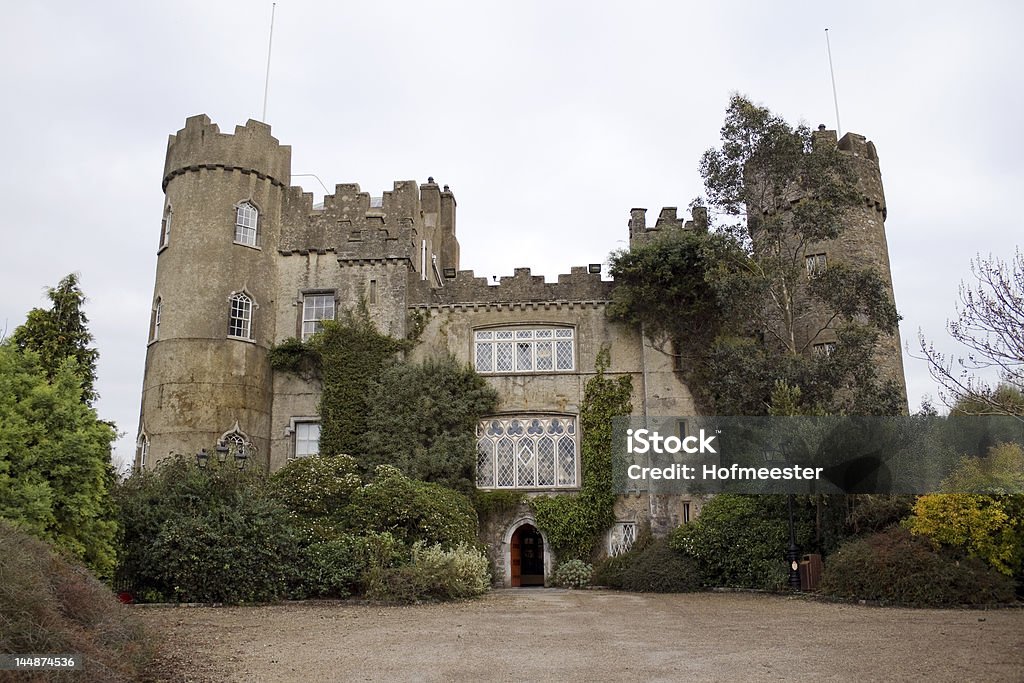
xmin=11 ymin=273 xmax=99 ymax=405
xmin=0 ymin=345 xmax=118 ymax=577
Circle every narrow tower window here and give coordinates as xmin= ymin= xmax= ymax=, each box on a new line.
xmin=150 ymin=297 xmax=162 ymax=341
xmin=137 ymin=433 xmax=149 ymax=471
xmin=235 ymin=201 xmax=259 ymax=246
xmin=228 ymin=292 xmax=253 ymax=339
xmin=159 ymin=205 xmax=172 ymax=249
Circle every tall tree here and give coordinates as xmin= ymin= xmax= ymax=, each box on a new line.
xmin=0 ymin=345 xmax=118 ymax=577
xmin=918 ymin=250 xmax=1024 ymax=416
xmin=11 ymin=273 xmax=99 ymax=405
xmin=609 ymin=95 xmax=902 ymax=415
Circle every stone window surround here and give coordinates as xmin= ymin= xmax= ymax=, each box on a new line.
xmin=158 ymin=203 xmax=172 ymax=252
xmin=299 ymin=289 xmax=336 ymax=341
xmin=148 ymin=295 xmax=162 ymax=345
xmin=227 ymin=290 xmax=258 ymax=341
xmin=473 ymin=324 xmax=576 ymax=375
xmin=476 ymin=413 xmax=580 ymax=490
xmin=136 ymin=432 xmax=149 ymax=471
xmin=805 ymin=252 xmax=828 ymax=277
xmin=234 ymin=199 xmax=261 ymax=249
xmin=284 ymin=416 xmax=321 ymax=459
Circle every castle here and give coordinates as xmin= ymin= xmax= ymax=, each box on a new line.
xmin=136 ymin=114 xmax=904 ymax=586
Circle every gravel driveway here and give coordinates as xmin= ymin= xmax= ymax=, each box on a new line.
xmin=138 ymin=589 xmax=1024 ymax=682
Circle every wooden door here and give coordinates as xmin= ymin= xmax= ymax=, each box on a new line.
xmin=511 ymin=532 xmax=522 ymax=587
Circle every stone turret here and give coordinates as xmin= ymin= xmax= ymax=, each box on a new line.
xmin=138 ymin=115 xmax=291 ymax=468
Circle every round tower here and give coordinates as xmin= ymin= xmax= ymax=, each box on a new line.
xmin=136 ymin=115 xmax=291 ymax=469
xmin=799 ymin=128 xmax=906 ymax=403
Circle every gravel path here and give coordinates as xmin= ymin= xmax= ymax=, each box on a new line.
xmin=137 ymin=589 xmax=1024 ymax=682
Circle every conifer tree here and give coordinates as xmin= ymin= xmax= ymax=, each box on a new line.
xmin=11 ymin=273 xmax=99 ymax=405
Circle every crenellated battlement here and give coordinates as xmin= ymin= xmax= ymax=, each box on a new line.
xmin=628 ymin=205 xmax=708 ymax=248
xmin=409 ymin=266 xmax=613 ymax=308
xmin=163 ymin=115 xmax=292 ymax=191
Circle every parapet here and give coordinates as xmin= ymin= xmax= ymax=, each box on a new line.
xmin=628 ymin=205 xmax=708 ymax=248
xmin=163 ymin=115 xmax=292 ymax=191
xmin=409 ymin=266 xmax=614 ymax=308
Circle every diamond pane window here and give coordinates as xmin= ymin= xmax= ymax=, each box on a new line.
xmin=235 ymin=202 xmax=259 ymax=246
xmin=516 ymin=342 xmax=533 ymax=370
xmin=537 ymin=437 xmax=555 ymax=486
xmin=555 ymin=340 xmax=574 ymax=370
xmin=608 ymin=522 xmax=637 ymax=557
xmin=302 ymin=294 xmax=335 ymax=341
xmin=474 ymin=328 xmax=574 ymax=373
xmin=806 ymin=253 xmax=827 ymax=277
xmin=496 ymin=437 xmax=515 ymax=487
xmin=557 ymin=437 xmax=576 ymax=486
xmin=517 ymin=440 xmax=536 ymax=487
xmin=476 ymin=343 xmax=493 ymax=372
xmin=476 ymin=416 xmax=578 ymax=489
xmin=477 ymin=439 xmax=494 ymax=487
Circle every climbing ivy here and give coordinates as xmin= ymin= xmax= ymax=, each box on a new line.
xmin=530 ymin=347 xmax=632 ymax=561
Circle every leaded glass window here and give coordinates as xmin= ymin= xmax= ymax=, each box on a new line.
xmin=474 ymin=328 xmax=574 ymax=374
xmin=608 ymin=522 xmax=637 ymax=557
xmin=476 ymin=415 xmax=578 ymax=489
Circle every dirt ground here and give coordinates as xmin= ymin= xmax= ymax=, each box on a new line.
xmin=136 ymin=589 xmax=1024 ymax=682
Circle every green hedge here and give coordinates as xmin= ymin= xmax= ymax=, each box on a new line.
xmin=670 ymin=494 xmax=813 ymax=589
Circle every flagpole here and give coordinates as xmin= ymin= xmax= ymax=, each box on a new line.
xmin=825 ymin=28 xmax=841 ymax=136
xmin=261 ymin=3 xmax=276 ymax=122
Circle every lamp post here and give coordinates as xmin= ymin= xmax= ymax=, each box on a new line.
xmin=764 ymin=446 xmax=802 ymax=589
xmin=196 ymin=448 xmax=210 ymax=468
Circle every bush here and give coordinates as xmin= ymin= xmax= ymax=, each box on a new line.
xmin=621 ymin=538 xmax=702 ymax=593
xmin=552 ymin=559 xmax=593 ymax=589
xmin=269 ymin=454 xmax=361 ymax=519
xmin=345 ymin=465 xmax=478 ymax=549
xmin=294 ymin=534 xmax=364 ymax=599
xmin=367 ymin=542 xmax=490 ymax=603
xmin=115 ymin=455 xmax=303 ymax=604
xmin=904 ymin=493 xmax=1024 ymax=577
xmin=591 ymin=552 xmax=632 ymax=589
xmin=819 ymin=527 xmax=1017 ymax=607
xmin=593 ymin=532 xmax=700 ymax=593
xmin=846 ymin=495 xmax=915 ymax=536
xmin=669 ymin=494 xmax=813 ymax=589
xmin=0 ymin=522 xmax=156 ymax=682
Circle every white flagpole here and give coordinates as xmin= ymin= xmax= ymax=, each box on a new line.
xmin=261 ymin=3 xmax=277 ymax=122
xmin=825 ymin=28 xmax=842 ymax=136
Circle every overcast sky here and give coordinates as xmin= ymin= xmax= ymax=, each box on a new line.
xmin=2 ymin=1 xmax=1021 ymax=471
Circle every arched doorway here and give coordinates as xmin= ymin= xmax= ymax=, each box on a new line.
xmin=510 ymin=524 xmax=545 ymax=587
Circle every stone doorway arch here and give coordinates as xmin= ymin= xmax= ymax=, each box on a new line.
xmin=504 ymin=519 xmax=550 ymax=587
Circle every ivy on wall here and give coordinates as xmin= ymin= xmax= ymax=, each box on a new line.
xmin=530 ymin=346 xmax=633 ymax=561
xmin=269 ymin=306 xmax=496 ymax=492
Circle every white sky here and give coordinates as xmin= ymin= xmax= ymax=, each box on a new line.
xmin=1 ymin=1 xmax=1021 ymax=472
